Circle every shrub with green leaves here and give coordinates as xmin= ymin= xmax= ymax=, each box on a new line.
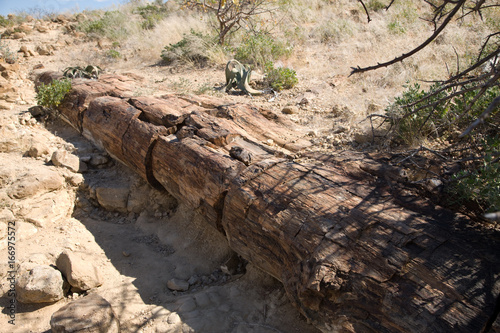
xmin=36 ymin=78 xmax=72 ymax=109
xmin=264 ymin=62 xmax=298 ymax=91
xmin=161 ymin=30 xmax=219 ymax=67
xmin=386 ymin=82 xmax=499 ymax=145
xmin=77 ymin=11 xmax=130 ymax=41
xmin=0 ymin=36 xmax=18 ymax=64
xmin=448 ymin=135 xmax=500 ymax=214
xmin=234 ymin=33 xmax=292 ymax=68
xmin=134 ymin=4 xmax=169 ymax=30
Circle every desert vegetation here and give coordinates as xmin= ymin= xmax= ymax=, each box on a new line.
xmin=3 ymin=0 xmax=499 ymax=217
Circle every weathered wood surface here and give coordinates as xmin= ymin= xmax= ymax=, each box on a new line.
xmin=45 ymin=73 xmax=500 ymax=333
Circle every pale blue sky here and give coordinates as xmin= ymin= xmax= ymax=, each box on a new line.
xmin=0 ymin=0 xmax=127 ymax=16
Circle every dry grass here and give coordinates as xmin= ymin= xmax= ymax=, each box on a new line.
xmin=48 ymin=0 xmax=498 ymax=139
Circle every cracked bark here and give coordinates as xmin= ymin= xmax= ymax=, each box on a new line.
xmin=47 ymin=73 xmax=500 ymax=333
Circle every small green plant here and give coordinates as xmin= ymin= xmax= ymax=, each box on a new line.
xmin=234 ymin=32 xmax=292 ymax=68
xmin=367 ymin=0 xmax=386 ymax=12
xmin=387 ymin=21 xmax=406 ymax=34
xmin=135 ymin=4 xmax=169 ymax=30
xmin=0 ymin=35 xmax=18 ymax=64
xmin=107 ymin=49 xmax=122 ymax=59
xmin=36 ymin=78 xmax=72 ymax=109
xmin=77 ymin=10 xmax=130 ymax=41
xmin=161 ymin=30 xmax=218 ymax=67
xmin=448 ymin=136 xmax=500 ymax=214
xmin=264 ymin=62 xmax=298 ymax=91
xmin=386 ymin=82 xmax=451 ymax=145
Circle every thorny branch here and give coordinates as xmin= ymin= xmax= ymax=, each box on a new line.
xmin=354 ymin=0 xmax=499 ymax=217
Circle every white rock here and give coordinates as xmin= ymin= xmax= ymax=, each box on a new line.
xmin=16 ymin=265 xmax=65 ymax=303
xmin=52 ymin=149 xmax=87 ymax=173
xmin=56 ymin=250 xmax=103 ymax=292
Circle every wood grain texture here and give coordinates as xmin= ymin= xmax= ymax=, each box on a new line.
xmin=47 ymin=73 xmax=500 ymax=333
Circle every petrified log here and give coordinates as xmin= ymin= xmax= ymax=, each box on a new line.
xmin=49 ymin=73 xmax=500 ymax=332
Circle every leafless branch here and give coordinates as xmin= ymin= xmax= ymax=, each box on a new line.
xmin=350 ymin=0 xmax=466 ymax=76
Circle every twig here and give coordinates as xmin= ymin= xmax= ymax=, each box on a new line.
xmin=460 ymin=95 xmax=500 ymax=137
xmin=357 ymin=0 xmax=371 ymax=22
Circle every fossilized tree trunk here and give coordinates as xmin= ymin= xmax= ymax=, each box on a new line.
xmin=41 ymin=72 xmax=500 ymax=333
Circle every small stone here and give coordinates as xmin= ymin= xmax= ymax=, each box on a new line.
xmin=89 ymin=154 xmax=109 ymax=167
xmin=16 ymin=265 xmax=65 ymax=303
xmin=167 ymin=278 xmax=190 ymax=292
xmin=282 ymin=105 xmax=298 ymax=114
xmin=424 ymin=178 xmax=443 ymax=193
xmin=167 ymin=312 xmax=181 ymax=325
xmin=50 ymin=293 xmax=120 ymax=333
xmin=122 ymin=251 xmax=131 ymax=257
xmin=36 ymin=45 xmax=52 ymax=55
xmin=12 ymin=32 xmax=26 ymax=39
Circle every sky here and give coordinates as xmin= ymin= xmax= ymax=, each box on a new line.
xmin=0 ymin=0 xmax=128 ymax=16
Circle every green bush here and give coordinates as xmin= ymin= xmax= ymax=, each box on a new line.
xmin=161 ymin=30 xmax=218 ymax=67
xmin=36 ymin=78 xmax=72 ymax=109
xmin=0 ymin=36 xmax=18 ymax=64
xmin=385 ymin=82 xmax=450 ymax=145
xmin=234 ymin=33 xmax=292 ymax=68
xmin=386 ymin=81 xmax=500 ymax=215
xmin=134 ymin=4 xmax=169 ymax=30
xmin=448 ymin=135 xmax=500 ymax=214
xmin=77 ymin=11 xmax=130 ymax=41
xmin=264 ymin=62 xmax=298 ymax=91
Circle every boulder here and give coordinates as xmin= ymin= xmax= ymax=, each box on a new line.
xmin=95 ymin=185 xmax=130 ymax=212
xmin=56 ymin=250 xmax=103 ymax=292
xmin=50 ymin=293 xmax=120 ymax=333
xmin=16 ymin=265 xmax=65 ymax=303
xmin=7 ymin=168 xmax=64 ymax=199
xmin=52 ymin=149 xmax=87 ymax=173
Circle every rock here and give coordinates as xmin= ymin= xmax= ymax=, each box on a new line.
xmin=56 ymin=250 xmax=103 ymax=292
xmin=52 ymin=149 xmax=87 ymax=173
xmin=282 ymin=105 xmax=298 ymax=114
xmin=95 ymin=185 xmax=130 ymax=212
xmin=19 ymin=45 xmax=34 ymax=57
xmin=89 ymin=153 xmax=110 ymax=167
xmin=7 ymin=168 xmax=65 ymax=199
xmin=167 ymin=278 xmax=190 ymax=292
xmin=167 ymin=312 xmax=181 ymax=325
xmin=126 ymin=183 xmax=150 ymax=213
xmin=66 ymin=173 xmax=84 ymax=187
xmin=18 ymin=23 xmax=32 ymax=33
xmin=27 ymin=141 xmax=50 ymax=158
xmin=12 ymin=32 xmax=26 ymax=39
xmin=50 ymin=293 xmax=120 ymax=333
xmin=36 ymin=45 xmax=52 ymax=55
xmin=36 ymin=25 xmax=48 ymax=33
xmin=424 ymin=178 xmax=443 ymax=193
xmin=29 ymin=105 xmax=44 ymax=117
xmin=16 ymin=265 xmax=65 ymax=303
